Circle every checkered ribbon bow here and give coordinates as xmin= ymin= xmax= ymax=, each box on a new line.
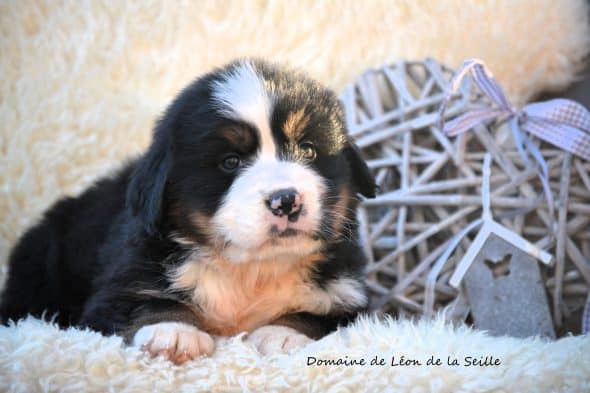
xmin=438 ymin=59 xmax=590 ymax=161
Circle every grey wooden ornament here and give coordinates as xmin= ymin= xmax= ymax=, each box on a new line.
xmin=463 ymin=233 xmax=555 ymax=339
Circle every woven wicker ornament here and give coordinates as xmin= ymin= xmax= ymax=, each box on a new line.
xmin=342 ymin=59 xmax=590 ymax=334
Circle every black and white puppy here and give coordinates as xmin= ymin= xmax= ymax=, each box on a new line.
xmin=0 ymin=59 xmax=376 ymax=364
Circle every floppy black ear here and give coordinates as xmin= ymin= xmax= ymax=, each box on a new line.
xmin=126 ymin=121 xmax=172 ymax=236
xmin=344 ymin=139 xmax=377 ymax=198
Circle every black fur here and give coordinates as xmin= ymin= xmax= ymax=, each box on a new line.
xmin=344 ymin=139 xmax=377 ymax=198
xmin=0 ymin=59 xmax=375 ymax=349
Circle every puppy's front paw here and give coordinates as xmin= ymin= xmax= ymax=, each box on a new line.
xmin=133 ymin=322 xmax=215 ymax=364
xmin=245 ymin=325 xmax=313 ymax=355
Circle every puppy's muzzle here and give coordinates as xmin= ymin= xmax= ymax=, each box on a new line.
xmin=265 ymin=188 xmax=302 ymax=222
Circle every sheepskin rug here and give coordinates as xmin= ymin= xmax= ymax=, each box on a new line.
xmin=2 ymin=315 xmax=590 ymax=393
xmin=1 ymin=1 xmax=590 ymax=392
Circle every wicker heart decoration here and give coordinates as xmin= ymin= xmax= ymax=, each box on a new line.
xmin=342 ymin=59 xmax=590 ymax=334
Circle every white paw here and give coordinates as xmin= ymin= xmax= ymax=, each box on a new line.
xmin=245 ymin=325 xmax=313 ymax=355
xmin=133 ymin=322 xmax=215 ymax=364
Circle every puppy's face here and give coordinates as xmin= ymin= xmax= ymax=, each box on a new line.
xmin=129 ymin=60 xmax=375 ymax=264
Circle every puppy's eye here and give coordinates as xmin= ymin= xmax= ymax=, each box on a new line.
xmin=299 ymin=141 xmax=316 ymax=161
xmin=220 ymin=154 xmax=241 ymax=172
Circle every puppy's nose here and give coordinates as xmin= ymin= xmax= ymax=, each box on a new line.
xmin=265 ymin=188 xmax=302 ymax=221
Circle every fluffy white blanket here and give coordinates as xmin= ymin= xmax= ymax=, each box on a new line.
xmin=1 ymin=315 xmax=589 ymax=392
xmin=1 ymin=1 xmax=590 ymax=392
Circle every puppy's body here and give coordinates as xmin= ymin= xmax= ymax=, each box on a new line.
xmin=0 ymin=60 xmax=375 ymax=362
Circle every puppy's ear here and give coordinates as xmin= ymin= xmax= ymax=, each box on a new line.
xmin=126 ymin=120 xmax=172 ymax=236
xmin=344 ymin=139 xmax=377 ymax=198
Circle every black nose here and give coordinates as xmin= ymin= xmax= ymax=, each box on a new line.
xmin=265 ymin=188 xmax=302 ymax=221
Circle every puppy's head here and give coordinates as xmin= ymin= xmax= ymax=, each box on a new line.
xmin=127 ymin=60 xmax=375 ymax=263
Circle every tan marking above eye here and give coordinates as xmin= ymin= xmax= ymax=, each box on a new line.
xmin=219 ymin=125 xmax=255 ymax=148
xmin=284 ymin=109 xmax=310 ymax=139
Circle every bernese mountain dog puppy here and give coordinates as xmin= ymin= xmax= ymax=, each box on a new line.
xmin=0 ymin=59 xmax=376 ymax=364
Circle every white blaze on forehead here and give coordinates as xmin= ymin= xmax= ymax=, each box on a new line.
xmin=211 ymin=61 xmax=276 ymax=156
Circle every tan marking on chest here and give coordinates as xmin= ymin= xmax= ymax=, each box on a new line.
xmin=169 ymin=252 xmax=331 ymax=336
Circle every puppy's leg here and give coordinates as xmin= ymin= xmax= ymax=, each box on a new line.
xmin=245 ymin=312 xmax=357 ymax=355
xmin=80 ymin=295 xmax=214 ymax=364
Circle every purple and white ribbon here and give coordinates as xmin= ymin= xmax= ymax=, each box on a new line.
xmin=438 ymin=59 xmax=590 ymax=161
xmin=438 ymin=59 xmax=590 ymax=221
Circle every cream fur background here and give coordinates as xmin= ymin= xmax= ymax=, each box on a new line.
xmin=1 ymin=0 xmax=590 ymax=391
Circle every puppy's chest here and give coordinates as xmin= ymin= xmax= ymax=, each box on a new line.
xmin=169 ymin=256 xmax=331 ymax=336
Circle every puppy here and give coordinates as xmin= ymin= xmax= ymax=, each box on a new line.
xmin=0 ymin=59 xmax=376 ymax=364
